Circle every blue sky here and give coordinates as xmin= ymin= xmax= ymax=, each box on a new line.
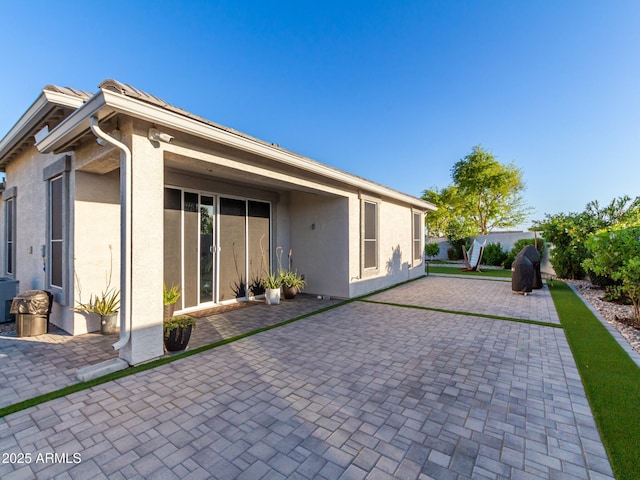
xmin=1 ymin=1 xmax=639 ymax=229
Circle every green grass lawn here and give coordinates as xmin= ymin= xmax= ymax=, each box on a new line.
xmin=550 ymin=281 xmax=640 ymax=480
xmin=427 ymin=264 xmax=513 ymax=278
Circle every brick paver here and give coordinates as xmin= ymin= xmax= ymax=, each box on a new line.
xmin=368 ymin=275 xmax=560 ymax=324
xmin=0 ymin=296 xmax=339 ymax=409
xmin=0 ymin=278 xmax=613 ymax=479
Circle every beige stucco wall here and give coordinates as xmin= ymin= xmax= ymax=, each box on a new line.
xmin=117 ymin=120 xmax=165 ymax=364
xmin=3 ymin=146 xmax=54 ymax=291
xmin=289 ymin=191 xmax=350 ymax=298
xmin=349 ymin=196 xmax=424 ymax=297
xmin=71 ymin=169 xmax=120 ymax=334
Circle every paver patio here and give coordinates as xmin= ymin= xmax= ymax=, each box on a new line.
xmin=0 ymin=276 xmax=615 ymax=479
xmin=0 ymin=296 xmax=339 ymax=409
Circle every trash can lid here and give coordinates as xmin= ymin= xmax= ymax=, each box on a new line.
xmin=10 ymin=290 xmax=52 ymax=314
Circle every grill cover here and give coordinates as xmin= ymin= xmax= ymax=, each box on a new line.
xmin=519 ymin=245 xmax=543 ymax=289
xmin=511 ymin=254 xmax=533 ymax=293
xmin=10 ymin=290 xmax=52 ymax=315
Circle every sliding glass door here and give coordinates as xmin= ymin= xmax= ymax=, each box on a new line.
xmin=164 ymin=187 xmax=271 ymax=308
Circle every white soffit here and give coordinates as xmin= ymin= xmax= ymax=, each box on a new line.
xmin=37 ymin=83 xmax=435 ymax=211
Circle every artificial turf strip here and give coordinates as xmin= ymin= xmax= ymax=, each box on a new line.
xmin=0 ymin=276 xmax=429 ymax=419
xmin=426 ymin=265 xmax=513 ymax=278
xmin=360 ymin=299 xmax=562 ymax=329
xmin=0 ymin=298 xmax=353 ymax=419
xmin=550 ymin=281 xmax=640 ymax=480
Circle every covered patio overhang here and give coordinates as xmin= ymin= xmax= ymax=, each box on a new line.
xmin=34 ymin=79 xmax=434 ymax=366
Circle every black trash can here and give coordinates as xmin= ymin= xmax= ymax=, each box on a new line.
xmin=511 ymin=254 xmax=533 ymax=294
xmin=519 ymin=245 xmax=543 ymax=289
xmin=10 ymin=290 xmax=53 ymax=337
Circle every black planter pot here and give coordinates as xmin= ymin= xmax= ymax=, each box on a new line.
xmin=164 ymin=325 xmax=193 ymax=352
xmin=282 ymin=286 xmax=298 ymax=300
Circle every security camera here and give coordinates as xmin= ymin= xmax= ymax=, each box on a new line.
xmin=148 ymin=128 xmax=174 ymax=144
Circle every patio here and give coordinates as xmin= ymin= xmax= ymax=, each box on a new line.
xmin=0 ymin=275 xmax=615 ymax=479
xmin=0 ymin=295 xmax=341 ymax=410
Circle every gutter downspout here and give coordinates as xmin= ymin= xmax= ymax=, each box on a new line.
xmin=89 ymin=117 xmax=132 ymax=352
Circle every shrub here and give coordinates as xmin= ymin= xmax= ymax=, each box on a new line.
xmin=482 ymin=242 xmax=508 ymax=267
xmin=512 ymin=238 xmax=545 ymax=259
xmin=534 ymin=195 xmax=640 ymax=279
xmin=447 ymin=237 xmax=468 ymax=261
xmin=583 ymin=226 xmax=640 ymax=320
xmin=424 ymin=242 xmax=440 ymax=259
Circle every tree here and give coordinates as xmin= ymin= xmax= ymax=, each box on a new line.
xmin=423 ymin=145 xmax=531 ymax=240
xmin=422 ymin=185 xmax=475 ymax=239
xmin=451 ymin=145 xmax=530 ymax=235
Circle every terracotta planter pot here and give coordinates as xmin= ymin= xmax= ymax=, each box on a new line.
xmin=164 ymin=325 xmax=193 ymax=351
xmin=282 ymin=286 xmax=298 ymax=300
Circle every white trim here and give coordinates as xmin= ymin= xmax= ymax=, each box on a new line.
xmin=0 ymin=90 xmax=85 ymax=162
xmin=37 ymin=88 xmax=434 ymax=211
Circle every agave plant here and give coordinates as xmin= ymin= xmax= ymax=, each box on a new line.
xmin=74 ymin=288 xmax=120 ymax=315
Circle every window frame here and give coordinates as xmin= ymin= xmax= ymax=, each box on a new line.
xmin=43 ymin=155 xmax=71 ymax=303
xmin=412 ymin=210 xmax=423 ymax=263
xmin=49 ymin=174 xmax=64 ymax=289
xmin=361 ymin=196 xmax=380 ymax=276
xmin=5 ymin=193 xmax=16 ymax=277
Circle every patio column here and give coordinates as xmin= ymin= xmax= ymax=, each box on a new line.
xmin=119 ymin=123 xmax=164 ymax=365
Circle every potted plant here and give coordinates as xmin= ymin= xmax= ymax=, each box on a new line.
xmin=262 ymin=272 xmax=282 ymax=305
xmin=74 ymin=288 xmax=120 ymax=335
xmin=163 ymin=283 xmax=181 ymax=319
xmin=280 ymin=270 xmax=306 ymax=300
xmin=163 ymin=315 xmax=196 ymax=352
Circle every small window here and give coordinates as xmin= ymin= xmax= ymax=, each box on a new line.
xmin=49 ymin=176 xmax=64 ymax=288
xmin=413 ymin=211 xmax=422 ymax=261
xmin=5 ymin=198 xmax=15 ymax=276
xmin=363 ymin=200 xmax=378 ymax=269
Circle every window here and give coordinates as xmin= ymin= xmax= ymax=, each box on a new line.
xmin=363 ymin=200 xmax=378 ymax=269
xmin=49 ymin=176 xmax=64 ymax=288
xmin=413 ymin=211 xmax=422 ymax=262
xmin=5 ymin=197 xmax=15 ymax=276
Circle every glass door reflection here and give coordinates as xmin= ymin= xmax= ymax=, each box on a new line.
xmin=200 ymin=196 xmax=215 ymax=303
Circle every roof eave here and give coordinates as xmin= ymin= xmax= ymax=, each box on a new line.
xmin=36 ymin=91 xmax=109 ymax=154
xmin=38 ymin=88 xmax=435 ymax=210
xmin=0 ymin=89 xmax=86 ymax=165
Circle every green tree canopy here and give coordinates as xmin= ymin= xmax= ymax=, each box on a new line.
xmin=423 ymin=145 xmax=531 ymax=239
xmin=533 ymin=195 xmax=640 ymax=279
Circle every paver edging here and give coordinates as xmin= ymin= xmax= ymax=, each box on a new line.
xmin=359 ymin=299 xmax=563 ymax=329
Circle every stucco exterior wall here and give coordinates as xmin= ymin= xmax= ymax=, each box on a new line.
xmin=71 ymin=169 xmax=120 ymax=334
xmin=119 ymin=121 xmax=165 ymax=365
xmin=0 ymin=190 xmax=4 ymax=277
xmin=3 ymin=146 xmax=55 ymax=291
xmin=349 ymin=196 xmax=425 ymax=297
xmin=289 ymin=191 xmax=350 ymax=298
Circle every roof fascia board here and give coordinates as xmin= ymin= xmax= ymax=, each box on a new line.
xmin=36 ymin=92 xmax=108 ymax=154
xmin=0 ymin=90 xmax=85 ymax=160
xmin=101 ymin=91 xmax=434 ymax=209
xmin=39 ymin=88 xmax=435 ymax=210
